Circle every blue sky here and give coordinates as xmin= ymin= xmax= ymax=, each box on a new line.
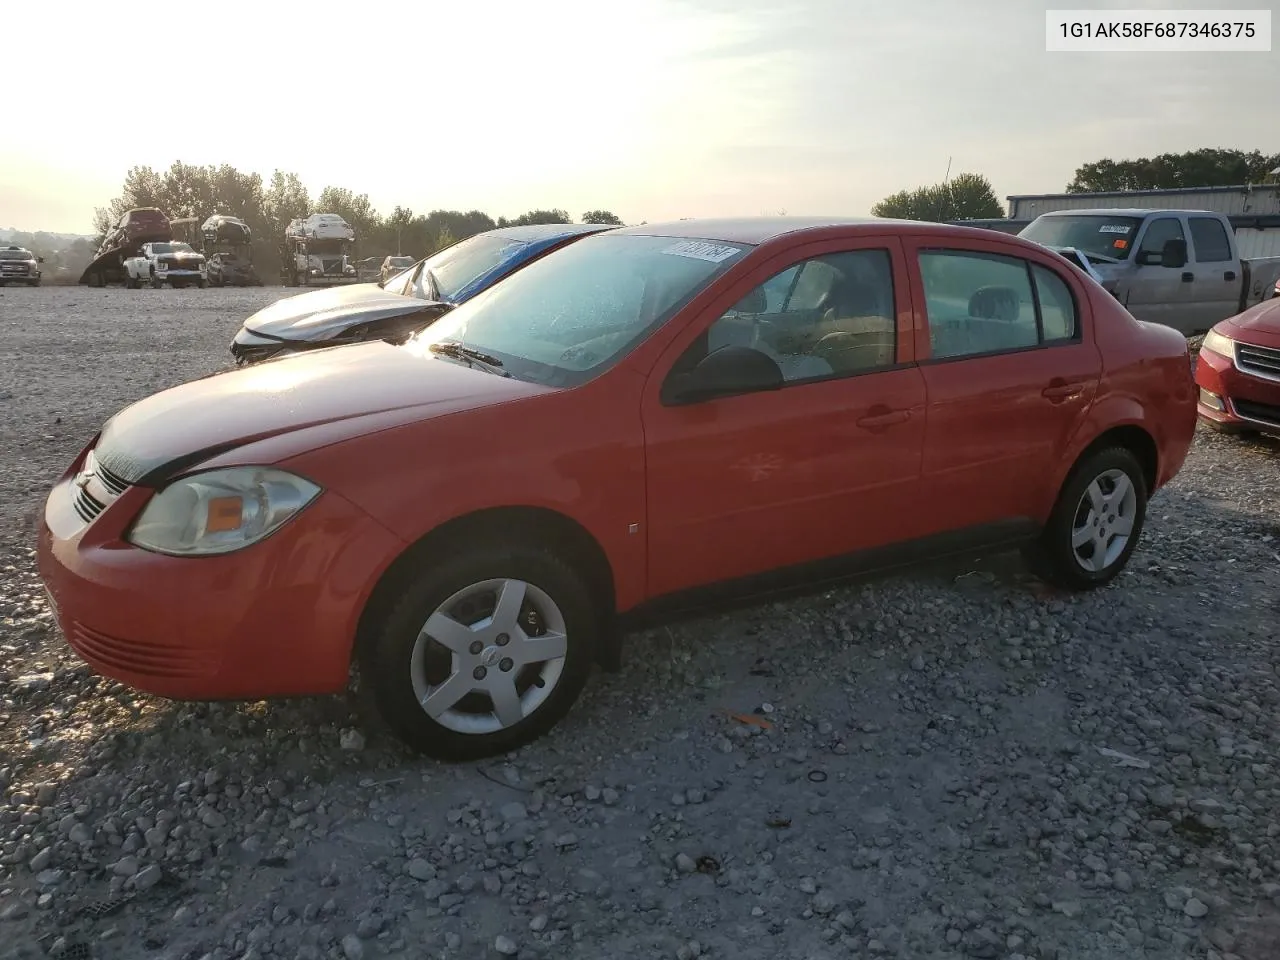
xmin=3 ymin=0 xmax=1276 ymax=233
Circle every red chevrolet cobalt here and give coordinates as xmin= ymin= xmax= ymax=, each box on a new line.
xmin=38 ymin=218 xmax=1197 ymax=760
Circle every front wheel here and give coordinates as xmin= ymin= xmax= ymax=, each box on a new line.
xmin=1023 ymin=447 xmax=1148 ymax=591
xmin=197 ymin=278 xmax=207 ymax=289
xmin=358 ymin=544 xmax=598 ymax=761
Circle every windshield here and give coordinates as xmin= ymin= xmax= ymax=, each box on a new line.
xmin=150 ymin=242 xmax=194 ymax=254
xmin=385 ymin=233 xmax=525 ymax=301
xmin=1019 ymin=215 xmax=1142 ymax=260
xmin=0 ymin=249 xmax=31 ymax=260
xmin=410 ymin=233 xmax=750 ymax=387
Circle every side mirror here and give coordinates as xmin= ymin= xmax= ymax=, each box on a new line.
xmin=37 ymin=256 xmax=45 ymax=263
xmin=1160 ymin=237 xmax=1187 ymax=269
xmin=662 ymin=345 xmax=784 ymax=405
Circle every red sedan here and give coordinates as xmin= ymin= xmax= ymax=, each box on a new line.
xmin=38 ymin=218 xmax=1197 ymax=760
xmin=1194 ymin=297 xmax=1280 ymax=439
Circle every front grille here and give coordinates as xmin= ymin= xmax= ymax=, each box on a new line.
xmin=69 ymin=621 xmax=219 ymax=679
xmin=1234 ymin=399 xmax=1280 ymax=427
xmin=72 ymin=486 xmax=106 ymax=523
xmin=1 ymin=265 xmax=29 ymax=274
xmin=71 ymin=451 xmax=130 ymax=525
xmin=1237 ymin=343 xmax=1280 ymax=381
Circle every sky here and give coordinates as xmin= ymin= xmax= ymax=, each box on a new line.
xmin=2 ymin=0 xmax=1276 ymax=234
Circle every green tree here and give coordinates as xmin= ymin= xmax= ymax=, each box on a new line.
xmin=582 ymin=210 xmax=623 ymax=225
xmin=161 ymin=161 xmax=216 ymax=219
xmin=1066 ymin=148 xmax=1280 ymax=193
xmin=263 ymin=170 xmax=311 ymax=236
xmin=872 ymin=173 xmax=1003 ymax=221
xmin=508 ymin=208 xmax=571 ymax=226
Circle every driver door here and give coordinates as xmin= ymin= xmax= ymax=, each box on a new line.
xmin=1124 ymin=215 xmax=1195 ymax=333
xmin=640 ymin=237 xmax=929 ymax=599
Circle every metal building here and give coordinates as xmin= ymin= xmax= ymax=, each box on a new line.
xmin=1006 ymin=184 xmax=1280 ymax=220
xmin=949 ymin=184 xmax=1280 ymax=259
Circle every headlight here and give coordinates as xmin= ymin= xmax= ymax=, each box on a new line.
xmin=127 ymin=467 xmax=321 ymax=556
xmin=1202 ymin=329 xmax=1234 ymax=359
xmin=156 ymin=262 xmax=168 ymax=271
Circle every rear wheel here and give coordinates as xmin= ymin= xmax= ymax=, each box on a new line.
xmin=358 ymin=543 xmax=598 ymax=760
xmin=1023 ymin=447 xmax=1148 ymax=591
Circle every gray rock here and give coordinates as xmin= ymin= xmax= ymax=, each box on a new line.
xmin=501 ymin=802 xmax=528 ymax=822
xmin=495 ymin=935 xmax=519 ymax=955
xmin=1184 ymin=898 xmax=1209 ymax=919
xmin=405 ymin=858 xmax=436 ymax=881
xmin=340 ymin=934 xmax=364 ymax=960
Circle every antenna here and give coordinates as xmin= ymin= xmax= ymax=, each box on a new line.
xmin=944 ymin=156 xmax=952 ymax=184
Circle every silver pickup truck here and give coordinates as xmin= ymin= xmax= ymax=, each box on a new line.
xmin=1019 ymin=208 xmax=1280 ymax=336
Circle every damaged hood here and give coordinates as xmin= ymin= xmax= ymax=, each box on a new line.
xmin=93 ymin=340 xmax=550 ymax=484
xmin=241 ymin=283 xmax=446 ymax=342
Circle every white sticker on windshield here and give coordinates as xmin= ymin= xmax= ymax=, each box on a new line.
xmin=660 ymin=240 xmax=741 ymax=263
xmin=1098 ymin=224 xmax=1131 ymax=234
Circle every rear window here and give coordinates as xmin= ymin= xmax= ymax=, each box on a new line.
xmin=1188 ymin=217 xmax=1232 ymax=262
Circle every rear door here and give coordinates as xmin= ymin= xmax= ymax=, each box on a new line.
xmin=1185 ymin=215 xmax=1243 ymax=328
xmin=1125 ymin=215 xmax=1196 ymax=333
xmin=902 ymin=236 xmax=1103 ymax=533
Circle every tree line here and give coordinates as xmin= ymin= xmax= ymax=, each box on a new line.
xmin=91 ymin=162 xmax=625 ymax=271
xmin=871 ymin=147 xmax=1280 ymax=223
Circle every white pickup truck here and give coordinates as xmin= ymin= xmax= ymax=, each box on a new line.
xmin=1019 ymin=208 xmax=1280 ymax=336
xmin=123 ymin=241 xmax=208 ymax=289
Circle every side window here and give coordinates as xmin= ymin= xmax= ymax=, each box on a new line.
xmin=1137 ymin=217 xmax=1185 ymax=259
xmin=1188 ymin=217 xmax=1232 ymax=262
xmin=698 ymin=249 xmax=897 ymax=384
xmin=919 ymin=251 xmax=1039 ymax=359
xmin=1032 ymin=264 xmax=1078 ymax=342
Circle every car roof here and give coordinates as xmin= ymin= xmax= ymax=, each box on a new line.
xmin=610 ymin=216 xmax=1004 ymax=245
xmin=488 ymin=223 xmax=615 ymax=242
xmin=1036 ymin=208 xmax=1217 ymax=217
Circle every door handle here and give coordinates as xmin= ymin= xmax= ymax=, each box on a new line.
xmin=856 ymin=408 xmax=911 ymax=430
xmin=1042 ymin=379 xmax=1085 ymax=403
xmin=1181 ymin=272 xmax=1194 ymax=282
xmin=1225 ymin=270 xmax=1236 ymax=281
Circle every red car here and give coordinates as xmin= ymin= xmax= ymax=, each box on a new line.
xmin=37 ymin=218 xmax=1197 ymax=760
xmin=1195 ymin=297 xmax=1280 ymax=438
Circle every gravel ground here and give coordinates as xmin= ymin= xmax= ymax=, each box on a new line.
xmin=2 ymin=285 xmax=1280 ymax=960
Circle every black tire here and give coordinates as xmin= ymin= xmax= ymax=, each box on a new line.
xmin=358 ymin=543 xmax=598 ymax=761
xmin=1023 ymin=446 xmax=1148 ymax=591
xmin=29 ymin=279 xmax=40 ymax=287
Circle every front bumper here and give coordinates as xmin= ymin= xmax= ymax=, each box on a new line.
xmin=37 ymin=457 xmax=405 ymax=700
xmin=1194 ymin=342 xmax=1280 ymax=438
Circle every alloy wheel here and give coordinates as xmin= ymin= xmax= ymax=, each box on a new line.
xmin=1070 ymin=468 xmax=1137 ymax=573
xmin=409 ymin=578 xmax=568 ymax=735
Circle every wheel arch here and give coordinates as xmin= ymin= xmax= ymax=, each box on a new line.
xmin=353 ymin=505 xmax=620 ymax=669
xmin=1057 ymin=422 xmax=1159 ymax=505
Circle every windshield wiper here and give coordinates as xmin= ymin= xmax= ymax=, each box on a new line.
xmin=428 ymin=340 xmax=508 ymax=375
